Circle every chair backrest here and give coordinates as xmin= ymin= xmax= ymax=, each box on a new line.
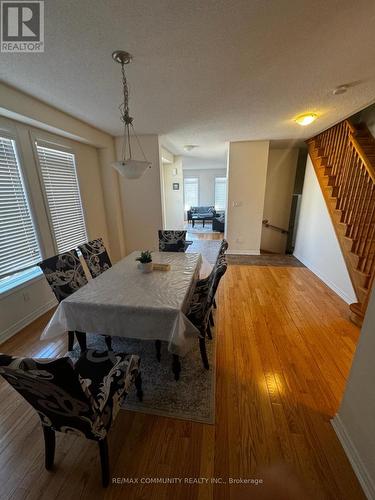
xmin=38 ymin=250 xmax=88 ymax=303
xmin=0 ymin=354 xmax=96 ymax=436
xmin=78 ymin=238 xmax=112 ymax=278
xmin=218 ymin=239 xmax=228 ymax=258
xmin=188 ymin=254 xmax=227 ymax=332
xmin=207 ymin=254 xmax=227 ymax=308
xmin=158 ymin=230 xmax=187 ymax=252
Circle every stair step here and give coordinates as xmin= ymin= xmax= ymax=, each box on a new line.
xmin=356 ymin=287 xmax=368 ymax=304
xmin=353 ymin=268 xmax=370 ymax=289
xmin=348 ymin=251 xmax=360 ymax=268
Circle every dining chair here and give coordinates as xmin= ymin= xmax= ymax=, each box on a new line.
xmin=158 ymin=230 xmax=192 ymax=252
xmin=0 ymin=350 xmax=142 ymax=487
xmin=38 ymin=250 xmax=88 ymax=351
xmin=78 ymin=238 xmax=112 ymax=278
xmin=187 ymin=254 xmax=228 ymax=369
xmin=213 ymin=239 xmax=228 ymax=311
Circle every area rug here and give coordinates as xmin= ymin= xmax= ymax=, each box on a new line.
xmin=184 ymin=222 xmax=220 ymax=234
xmin=227 ymin=254 xmax=305 ymax=267
xmin=69 ymin=333 xmax=216 ymax=424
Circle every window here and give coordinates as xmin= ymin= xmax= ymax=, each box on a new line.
xmin=215 ymin=177 xmax=227 ymax=211
xmin=0 ymin=136 xmax=41 ymax=284
xmin=36 ymin=143 xmax=88 ymax=253
xmin=184 ymin=177 xmax=199 ymax=211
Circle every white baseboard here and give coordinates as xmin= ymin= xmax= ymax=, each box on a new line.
xmin=331 ymin=415 xmax=375 ymax=499
xmin=0 ymin=299 xmax=56 ymax=345
xmin=226 ymin=249 xmax=260 ymax=256
xmin=293 ymin=252 xmax=356 ymax=304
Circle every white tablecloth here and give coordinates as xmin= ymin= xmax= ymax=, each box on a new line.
xmin=41 ymin=251 xmax=202 ymax=355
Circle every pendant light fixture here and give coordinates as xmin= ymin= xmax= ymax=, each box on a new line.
xmin=111 ymin=50 xmax=151 ymax=179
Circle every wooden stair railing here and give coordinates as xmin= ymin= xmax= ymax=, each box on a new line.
xmin=307 ymin=119 xmax=375 ymax=326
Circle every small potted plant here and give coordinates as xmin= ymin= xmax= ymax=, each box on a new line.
xmin=136 ymin=250 xmax=153 ymax=273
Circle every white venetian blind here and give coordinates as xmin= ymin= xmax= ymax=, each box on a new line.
xmin=215 ymin=177 xmax=227 ymax=211
xmin=36 ymin=143 xmax=88 ymax=253
xmin=184 ymin=177 xmax=199 ymax=211
xmin=0 ymin=137 xmax=41 ymax=279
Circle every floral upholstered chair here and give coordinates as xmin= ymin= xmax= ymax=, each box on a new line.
xmin=38 ymin=250 xmax=88 ymax=351
xmin=78 ymin=238 xmax=112 ymax=279
xmin=158 ymin=230 xmax=192 ymax=252
xmin=187 ymin=253 xmax=228 ymax=369
xmin=0 ymin=350 xmax=142 ymax=487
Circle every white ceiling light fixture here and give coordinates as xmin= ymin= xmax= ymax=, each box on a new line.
xmin=333 ymin=85 xmax=348 ymax=95
xmin=184 ymin=145 xmax=198 ymax=152
xmin=111 ymin=50 xmax=151 ymax=180
xmin=294 ymin=113 xmax=318 ymax=126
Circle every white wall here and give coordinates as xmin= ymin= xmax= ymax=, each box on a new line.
xmin=163 ymin=153 xmax=185 ymax=229
xmin=294 ymin=156 xmax=356 ymax=304
xmin=359 ymin=103 xmax=375 ymax=137
xmin=183 ymin=168 xmax=227 ymax=207
xmin=332 ymin=286 xmax=375 ymax=498
xmin=261 ymin=148 xmax=298 ymax=253
xmin=115 ymin=134 xmax=163 ymax=253
xmin=226 ymin=141 xmax=269 ymax=255
xmin=0 ymin=115 xmax=112 ymax=343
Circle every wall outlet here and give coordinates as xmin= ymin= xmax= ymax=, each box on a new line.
xmin=232 ymin=201 xmax=242 ymax=207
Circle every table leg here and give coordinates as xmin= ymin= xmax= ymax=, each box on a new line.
xmin=172 ymin=354 xmax=181 ymax=381
xmin=155 ymin=340 xmax=161 ymax=361
xmin=75 ymin=331 xmax=87 ymax=351
xmin=203 ymin=219 xmax=205 ymax=227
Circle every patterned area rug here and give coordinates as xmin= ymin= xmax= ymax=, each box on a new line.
xmin=69 ymin=333 xmax=216 ymax=424
xmin=227 ymin=254 xmax=305 ymax=267
xmin=184 ymin=222 xmax=220 ymax=234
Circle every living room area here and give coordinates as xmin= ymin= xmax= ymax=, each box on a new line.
xmin=161 ymin=148 xmax=227 ymax=237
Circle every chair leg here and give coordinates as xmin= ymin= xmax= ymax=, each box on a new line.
xmin=75 ymin=331 xmax=87 ymax=352
xmin=104 ymin=336 xmax=112 ymax=350
xmin=68 ymin=331 xmax=75 ymax=351
xmin=155 ymin=340 xmax=161 ymax=362
xmin=98 ymin=437 xmax=110 ymax=488
xmin=135 ymin=372 xmax=143 ymax=401
xmin=213 ymin=298 xmax=217 ymax=309
xmin=172 ymin=354 xmax=181 ymax=381
xmin=209 ymin=310 xmax=214 ymax=327
xmin=199 ymin=337 xmax=209 ymax=370
xmin=207 ymin=323 xmax=212 ymax=340
xmin=42 ymin=426 xmax=55 ymax=471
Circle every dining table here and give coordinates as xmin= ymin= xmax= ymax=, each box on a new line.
xmin=41 ymin=251 xmax=203 ymax=378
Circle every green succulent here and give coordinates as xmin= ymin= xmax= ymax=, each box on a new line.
xmin=136 ymin=250 xmax=152 ymax=264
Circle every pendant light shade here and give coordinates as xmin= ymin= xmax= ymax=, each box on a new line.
xmin=111 ymin=50 xmax=151 ymax=180
xmin=111 ymin=159 xmax=152 ymax=179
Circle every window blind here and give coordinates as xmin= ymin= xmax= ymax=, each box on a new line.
xmin=36 ymin=144 xmax=88 ymax=254
xmin=215 ymin=177 xmax=227 ymax=211
xmin=0 ymin=137 xmax=41 ymax=279
xmin=184 ymin=177 xmax=199 ymax=211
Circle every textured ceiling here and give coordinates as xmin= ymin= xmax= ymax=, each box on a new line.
xmin=1 ymin=0 xmax=375 ymax=160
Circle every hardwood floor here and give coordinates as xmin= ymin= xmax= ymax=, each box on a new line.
xmin=0 ymin=252 xmax=365 ymax=499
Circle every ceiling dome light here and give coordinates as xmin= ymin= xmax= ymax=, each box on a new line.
xmin=295 ymin=113 xmax=318 ymax=126
xmin=184 ymin=145 xmax=198 ymax=152
xmin=333 ymin=85 xmax=348 ymax=95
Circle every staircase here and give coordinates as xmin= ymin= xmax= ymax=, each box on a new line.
xmin=307 ymin=120 xmax=375 ymax=325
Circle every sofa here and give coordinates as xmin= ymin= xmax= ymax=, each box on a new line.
xmin=187 ymin=206 xmax=216 ymax=227
xmin=212 ymin=212 xmax=225 ymax=232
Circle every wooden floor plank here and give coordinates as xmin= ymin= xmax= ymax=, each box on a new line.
xmin=0 ymin=249 xmax=365 ymax=499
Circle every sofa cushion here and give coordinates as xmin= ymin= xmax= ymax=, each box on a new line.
xmin=191 ymin=206 xmax=215 ymax=214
